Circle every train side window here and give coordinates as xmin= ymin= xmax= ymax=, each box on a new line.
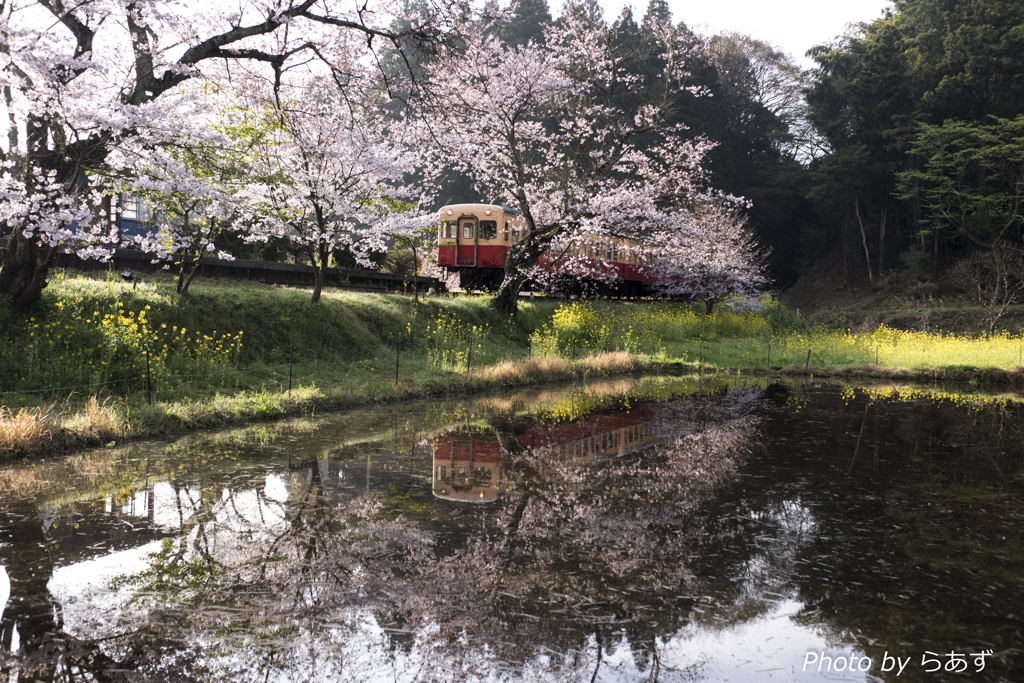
xmin=503 ymin=222 xmax=509 ymax=241
xmin=474 ymin=467 xmax=492 ymax=487
xmin=462 ymin=222 xmax=474 ymax=239
xmin=480 ymin=220 xmax=497 ymax=239
xmin=440 ymin=221 xmax=456 ymax=239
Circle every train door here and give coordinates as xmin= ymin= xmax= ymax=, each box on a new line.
xmin=458 ymin=215 xmax=478 ymax=267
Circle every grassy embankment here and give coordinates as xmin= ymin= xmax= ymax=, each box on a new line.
xmin=1 ymin=270 xmax=1023 ymax=456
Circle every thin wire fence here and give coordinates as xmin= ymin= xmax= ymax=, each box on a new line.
xmin=0 ymin=341 xmax=546 ymax=410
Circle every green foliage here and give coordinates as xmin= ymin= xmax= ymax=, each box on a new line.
xmin=0 ymin=271 xmax=243 ymax=398
xmin=528 ymin=299 xmax=779 ymax=359
xmin=804 ymin=0 xmax=1024 ymax=281
xmin=492 ymin=0 xmax=552 ymax=46
xmin=898 ymin=116 xmax=1024 ymax=248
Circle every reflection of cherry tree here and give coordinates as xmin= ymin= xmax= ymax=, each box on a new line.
xmin=8 ymin=386 xmax=763 ymax=681
xmin=387 ymin=388 xmax=764 ymax=678
xmin=201 ymin=387 xmax=765 ymax=681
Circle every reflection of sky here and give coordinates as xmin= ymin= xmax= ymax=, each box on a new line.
xmin=43 ymin=474 xmax=293 ymax=641
xmin=0 ymin=566 xmax=17 ymax=653
xmin=188 ymin=601 xmax=867 ymax=682
xmin=658 ymin=600 xmax=867 ymax=682
xmin=0 ymin=564 xmax=8 ymax=623
xmin=48 ymin=539 xmax=164 ymax=639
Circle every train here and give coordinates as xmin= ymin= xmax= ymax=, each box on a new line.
xmin=436 ymin=203 xmax=658 ymax=296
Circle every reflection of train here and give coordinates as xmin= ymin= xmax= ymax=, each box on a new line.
xmin=518 ymin=407 xmax=661 ymax=465
xmin=431 ymin=406 xmax=662 ymax=503
xmin=432 ymin=429 xmax=504 ymax=503
xmin=436 ymin=203 xmax=657 ymax=295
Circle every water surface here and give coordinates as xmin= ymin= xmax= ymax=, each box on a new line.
xmin=1 ymin=378 xmax=1022 ymax=682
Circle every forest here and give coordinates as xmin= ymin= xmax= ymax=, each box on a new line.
xmin=0 ymin=0 xmax=1023 ymax=327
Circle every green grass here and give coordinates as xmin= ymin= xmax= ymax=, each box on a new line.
xmin=2 ymin=270 xmax=1023 ymax=457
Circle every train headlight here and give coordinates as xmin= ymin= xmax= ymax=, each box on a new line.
xmin=485 ymin=210 xmax=492 ymax=215
xmin=446 ymin=210 xmax=453 ymax=215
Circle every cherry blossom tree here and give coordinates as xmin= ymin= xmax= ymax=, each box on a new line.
xmin=112 ymin=134 xmax=240 ymax=295
xmin=417 ymin=10 xmax=718 ymax=312
xmin=228 ymin=76 xmax=434 ymax=303
xmin=0 ymin=0 xmax=457 ymax=324
xmin=651 ymin=199 xmax=770 ymax=314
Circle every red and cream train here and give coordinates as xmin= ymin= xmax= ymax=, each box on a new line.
xmin=436 ymin=203 xmax=657 ymax=295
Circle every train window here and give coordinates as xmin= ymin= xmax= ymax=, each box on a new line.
xmin=503 ymin=222 xmax=509 ymax=241
xmin=462 ymin=222 xmax=474 ymax=239
xmin=440 ymin=222 xmax=456 ymax=239
xmin=480 ymin=220 xmax=497 ymax=239
xmin=474 ymin=467 xmax=492 ymax=487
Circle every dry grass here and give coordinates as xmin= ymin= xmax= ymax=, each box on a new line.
xmin=476 ymin=352 xmax=643 ymax=386
xmin=0 ymin=403 xmax=60 ymax=454
xmin=64 ymin=396 xmax=122 ymax=441
xmin=0 ymin=396 xmax=125 ymax=458
xmin=0 ymin=464 xmax=53 ymax=494
xmin=580 ymin=350 xmax=642 ymax=374
xmin=477 ymin=357 xmax=566 ymax=383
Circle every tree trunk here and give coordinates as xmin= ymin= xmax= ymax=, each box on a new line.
xmin=310 ymin=241 xmax=328 ymax=304
xmin=311 ymin=268 xmax=324 ymax=304
xmin=704 ymin=298 xmax=716 ymax=315
xmin=492 ymin=234 xmax=546 ymax=315
xmin=878 ymin=201 xmax=887 ymax=275
xmin=0 ymin=228 xmax=57 ymax=327
xmin=493 ymin=270 xmax=530 ymax=314
xmin=180 ymin=258 xmax=201 ymax=295
xmin=853 ymin=195 xmax=874 ymax=284
xmin=177 ymin=254 xmax=201 ymax=295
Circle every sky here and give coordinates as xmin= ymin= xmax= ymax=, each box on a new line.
xmin=596 ymin=0 xmax=895 ymax=69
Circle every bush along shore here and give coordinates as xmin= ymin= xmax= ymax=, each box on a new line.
xmin=2 ymin=271 xmax=1023 ymax=457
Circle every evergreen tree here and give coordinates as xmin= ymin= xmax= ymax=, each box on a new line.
xmin=495 ymin=0 xmax=553 ymax=46
xmin=803 ymin=0 xmax=1024 ymax=281
xmin=559 ymin=0 xmax=605 ymax=29
xmin=642 ymin=0 xmax=672 ymax=25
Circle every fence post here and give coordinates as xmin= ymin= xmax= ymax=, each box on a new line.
xmin=289 ymin=344 xmax=294 ymax=395
xmin=146 ymin=346 xmax=152 ymax=406
xmin=467 ymin=344 xmax=472 ymax=379
xmin=395 ymin=341 xmax=400 ymax=386
xmin=805 ymin=348 xmax=812 ymax=375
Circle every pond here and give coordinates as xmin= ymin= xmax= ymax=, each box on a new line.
xmin=1 ymin=377 xmax=1022 ymax=682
